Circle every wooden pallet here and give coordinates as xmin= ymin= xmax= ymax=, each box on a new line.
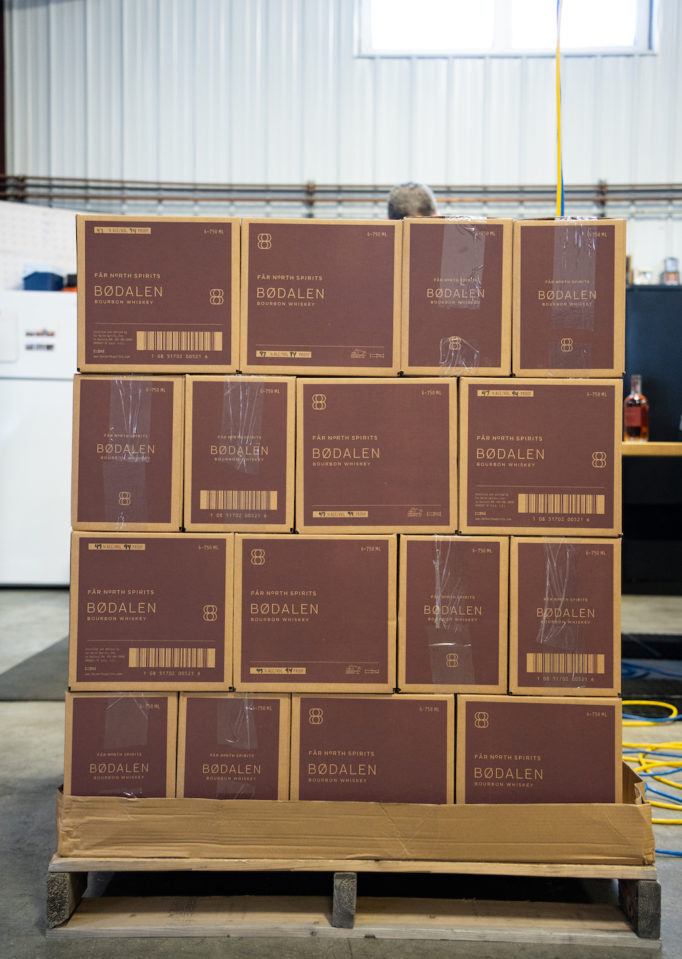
xmin=46 ymin=855 xmax=661 ymax=951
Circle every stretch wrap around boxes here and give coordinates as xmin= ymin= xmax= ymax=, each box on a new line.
xmin=185 ymin=375 xmax=295 ymax=531
xmin=510 ymin=537 xmax=621 ymax=696
xmin=401 ymin=217 xmax=512 ymax=375
xmin=64 ymin=692 xmax=178 ymax=798
xmin=177 ymin=693 xmax=290 ymax=799
xmin=398 ymin=535 xmax=508 ymax=693
xmin=72 ymin=374 xmax=184 ymax=531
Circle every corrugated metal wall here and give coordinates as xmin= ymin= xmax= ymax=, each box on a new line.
xmin=5 ymin=0 xmax=682 ymax=269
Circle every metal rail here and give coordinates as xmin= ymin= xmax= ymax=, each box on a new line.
xmin=2 ymin=175 xmax=682 ymax=213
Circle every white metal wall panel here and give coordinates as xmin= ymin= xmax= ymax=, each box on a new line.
xmin=4 ymin=0 xmax=682 ymax=270
xmin=231 ymin=0 xmax=268 ymax=183
xmin=7 ymin=0 xmax=682 ymax=188
xmin=301 ymin=0 xmax=342 ymax=183
xmin=47 ymin=1 xmax=82 ymax=177
xmin=85 ymin=0 xmax=124 ymax=188
xmin=519 ymin=58 xmax=555 ymax=184
xmin=446 ymin=58 xmax=487 ymax=185
xmin=158 ymin=0 xmax=196 ymax=185
xmin=411 ymin=59 xmax=449 ymax=185
xmin=9 ymin=1 xmax=51 ymax=175
xmin=193 ymin=0 xmax=222 ymax=184
xmin=121 ymin=0 xmax=160 ymax=186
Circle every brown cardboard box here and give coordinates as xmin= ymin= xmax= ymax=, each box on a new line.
xmin=77 ymin=215 xmax=240 ymax=373
xmin=72 ymin=374 xmax=184 ymax=531
xmin=234 ymin=534 xmax=397 ymax=693
xmin=512 ymin=218 xmax=626 ymax=377
xmin=64 ymin=692 xmax=177 ymax=797
xmin=297 ymin=378 xmax=457 ymax=533
xmin=69 ymin=532 xmax=233 ymax=691
xmin=184 ymin=375 xmax=295 ymax=532
xmin=291 ymin=694 xmax=454 ymax=803
xmin=459 ymin=378 xmax=621 ymax=535
xmin=56 ymin=763 xmax=653 ymax=863
xmin=398 ymin=535 xmax=508 ymax=693
xmin=240 ymin=218 xmax=401 ymax=374
xmin=510 ymin=537 xmax=621 ymax=696
xmin=177 ymin=693 xmax=290 ymax=799
xmin=457 ymin=694 xmax=622 ymax=804
xmin=401 ymin=217 xmax=512 ymax=375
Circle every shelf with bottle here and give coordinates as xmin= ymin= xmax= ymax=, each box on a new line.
xmin=624 ymin=374 xmax=650 ymax=443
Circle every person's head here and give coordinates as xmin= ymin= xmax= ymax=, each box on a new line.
xmin=387 ymin=181 xmax=437 ymax=220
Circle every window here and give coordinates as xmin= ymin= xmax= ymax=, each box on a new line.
xmin=357 ymin=0 xmax=655 ymax=57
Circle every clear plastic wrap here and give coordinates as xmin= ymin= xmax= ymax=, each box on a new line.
xmin=185 ymin=375 xmax=294 ymax=531
xmin=177 ymin=693 xmax=290 ymax=800
xmin=398 ymin=535 xmax=508 ymax=693
xmin=64 ymin=692 xmax=177 ymax=798
xmin=72 ymin=374 xmax=184 ymax=530
xmin=513 ymin=217 xmax=626 ymax=376
xmin=510 ymin=537 xmax=620 ymax=695
xmin=401 ymin=217 xmax=512 ymax=375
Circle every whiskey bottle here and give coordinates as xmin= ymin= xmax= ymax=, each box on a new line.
xmin=623 ymin=374 xmax=650 ymax=442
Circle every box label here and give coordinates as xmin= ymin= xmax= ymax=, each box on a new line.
xmin=403 ymin=538 xmax=502 ymax=687
xmin=239 ymin=537 xmax=391 ymax=686
xmin=75 ymin=536 xmax=228 ymax=684
xmin=69 ymin=695 xmax=170 ymax=797
xmin=82 ymin=220 xmax=234 ymax=367
xmin=514 ymin=540 xmax=616 ymax=690
xmin=182 ymin=696 xmax=283 ymax=799
xmin=518 ymin=223 xmax=616 ymax=370
xmin=464 ymin=382 xmax=615 ymax=530
xmin=407 ymin=221 xmax=505 ymax=370
xmin=76 ymin=377 xmax=176 ymax=525
xmin=245 ymin=223 xmax=396 ymax=369
xmin=301 ymin=381 xmax=453 ymax=529
xmin=462 ymin=698 xmax=617 ymax=803
xmin=297 ymin=696 xmax=450 ymax=802
xmin=190 ymin=379 xmax=289 ymax=526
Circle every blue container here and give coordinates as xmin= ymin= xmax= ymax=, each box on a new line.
xmin=23 ymin=271 xmax=64 ymax=291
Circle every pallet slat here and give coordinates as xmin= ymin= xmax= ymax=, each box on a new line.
xmin=46 ymin=893 xmax=659 ymax=950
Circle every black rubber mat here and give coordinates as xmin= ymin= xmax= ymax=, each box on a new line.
xmin=622 ymin=634 xmax=682 ymax=659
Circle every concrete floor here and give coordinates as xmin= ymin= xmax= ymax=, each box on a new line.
xmin=1 ymin=589 xmax=681 ymax=957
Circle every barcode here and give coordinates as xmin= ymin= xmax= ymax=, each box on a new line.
xmin=518 ymin=493 xmax=605 ymax=514
xmin=128 ymin=647 xmax=216 ymax=668
xmin=199 ymin=490 xmax=278 ymax=511
xmin=136 ymin=331 xmax=223 ymax=351
xmin=526 ymin=653 xmax=605 ymax=674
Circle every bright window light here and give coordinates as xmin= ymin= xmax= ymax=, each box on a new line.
xmin=509 ymin=0 xmax=639 ymax=50
xmin=366 ymin=0 xmax=494 ymax=53
xmin=359 ymin=0 xmax=653 ymax=56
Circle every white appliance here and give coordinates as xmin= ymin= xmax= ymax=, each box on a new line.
xmin=0 ymin=291 xmax=77 ymax=585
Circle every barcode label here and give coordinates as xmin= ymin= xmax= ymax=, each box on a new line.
xmin=518 ymin=493 xmax=605 ymax=514
xmin=526 ymin=653 xmax=605 ymax=674
xmin=128 ymin=647 xmax=216 ymax=669
xmin=200 ymin=490 xmax=278 ymax=511
xmin=136 ymin=331 xmax=223 ymax=351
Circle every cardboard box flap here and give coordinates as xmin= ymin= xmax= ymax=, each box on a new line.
xmin=56 ymin=768 xmax=654 ymax=865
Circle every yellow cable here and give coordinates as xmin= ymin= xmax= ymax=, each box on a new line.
xmin=621 ymin=702 xmax=682 ymax=828
xmin=623 ymin=699 xmax=679 ymax=726
xmin=555 ymin=0 xmax=563 ymax=216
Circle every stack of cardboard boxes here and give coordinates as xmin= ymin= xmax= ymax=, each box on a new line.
xmin=63 ymin=212 xmax=626 ymax=811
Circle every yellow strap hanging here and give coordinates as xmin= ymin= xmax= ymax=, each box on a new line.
xmin=555 ymin=0 xmax=564 ymax=216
